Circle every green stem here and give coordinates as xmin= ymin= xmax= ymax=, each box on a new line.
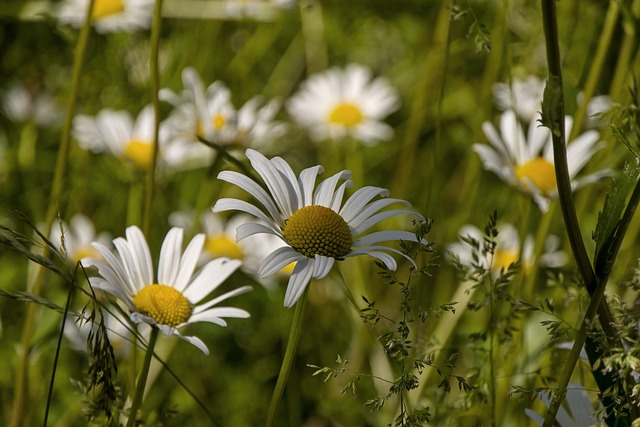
xmin=541 ymin=1 xmax=634 ymax=424
xmin=266 ymin=289 xmax=308 ymax=427
xmin=10 ymin=2 xmax=95 ymax=426
xmin=142 ymin=0 xmax=163 ymax=237
xmin=126 ymin=327 xmax=159 ymax=427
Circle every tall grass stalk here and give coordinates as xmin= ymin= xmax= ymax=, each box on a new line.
xmin=10 ymin=1 xmax=95 ymax=425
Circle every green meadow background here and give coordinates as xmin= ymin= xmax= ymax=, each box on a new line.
xmin=1 ymin=0 xmax=639 ymax=426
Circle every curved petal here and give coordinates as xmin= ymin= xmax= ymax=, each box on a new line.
xmin=299 ymin=165 xmax=324 ymax=207
xmin=283 ymin=259 xmax=314 ymax=307
xmin=216 ymin=171 xmax=282 ymax=221
xmin=182 ymin=258 xmax=242 ymax=302
xmin=172 ymin=331 xmax=210 ymax=355
xmin=351 ymin=209 xmax=422 ymax=236
xmin=174 ymin=233 xmax=204 ymax=290
xmin=353 ymin=230 xmax=421 ymax=247
xmin=313 ymin=170 xmax=352 ymax=207
xmin=246 ymin=149 xmax=295 ymax=217
xmin=189 ymin=307 xmax=250 ymax=325
xmin=344 ymin=248 xmax=398 ymax=270
xmin=259 ymin=246 xmax=305 ymax=277
xmin=125 ymin=226 xmax=154 ymax=286
xmin=339 ymin=186 xmax=390 ymax=223
xmin=236 ymin=222 xmax=282 ymax=241
xmin=213 ymin=198 xmax=280 ymax=227
xmin=330 ymin=180 xmax=354 ymax=212
xmin=193 ymin=285 xmax=252 ymax=313
xmin=157 ymin=228 xmax=183 ymax=287
xmin=311 ymin=255 xmax=334 ymax=279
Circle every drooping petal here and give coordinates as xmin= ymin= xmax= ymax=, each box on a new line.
xmin=353 ymin=230 xmax=421 ymax=247
xmin=213 ymin=198 xmax=280 ymax=227
xmin=193 ymin=286 xmax=253 ymax=313
xmin=236 ymin=222 xmax=283 ymax=241
xmin=182 ymin=258 xmax=242 ymax=302
xmin=340 ymin=186 xmax=390 ymax=223
xmin=259 ymin=246 xmax=305 ymax=277
xmin=283 ymin=259 xmax=313 ymax=307
xmin=311 ymin=255 xmax=334 ymax=279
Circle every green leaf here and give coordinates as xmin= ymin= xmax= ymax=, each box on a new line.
xmin=594 ymin=159 xmax=640 ymax=274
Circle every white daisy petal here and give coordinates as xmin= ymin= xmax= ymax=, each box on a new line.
xmin=284 ymin=259 xmax=314 ymax=307
xmin=236 ymin=222 xmax=282 ymax=241
xmin=353 ymin=230 xmax=421 ymax=247
xmin=259 ymin=246 xmax=305 ymax=277
xmin=157 ymin=227 xmax=183 ymax=286
xmin=311 ymin=255 xmax=334 ymax=279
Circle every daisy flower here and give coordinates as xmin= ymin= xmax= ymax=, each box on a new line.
xmin=81 ymin=226 xmax=251 ymax=354
xmin=73 ymin=105 xmax=212 ymax=172
xmin=212 ymin=149 xmax=424 ymax=307
xmin=473 ymin=109 xmax=609 ymax=212
xmin=1 ymin=82 xmax=60 ymax=127
xmin=493 ymin=75 xmax=545 ymax=122
xmin=57 ymin=0 xmax=154 ymax=33
xmin=447 ymin=223 xmax=566 ymax=277
xmin=161 ymin=67 xmax=286 ymax=148
xmin=49 ymin=213 xmax=111 ymax=264
xmin=286 ymin=63 xmax=400 ymax=145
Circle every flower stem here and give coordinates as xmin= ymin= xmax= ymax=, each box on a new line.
xmin=266 ymin=288 xmax=308 ymax=427
xmin=126 ymin=327 xmax=159 ymax=427
xmin=142 ymin=0 xmax=163 ymax=237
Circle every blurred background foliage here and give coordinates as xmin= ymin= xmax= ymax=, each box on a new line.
xmin=1 ymin=0 xmax=639 ymax=426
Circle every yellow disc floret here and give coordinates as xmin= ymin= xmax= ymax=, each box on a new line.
xmin=328 ymin=103 xmax=364 ymax=127
xmin=123 ymin=139 xmax=154 ymax=171
xmin=132 ymin=284 xmax=192 ymax=327
xmin=514 ymin=157 xmax=556 ymax=196
xmin=282 ymin=205 xmax=352 ymax=258
xmin=92 ymin=0 xmax=125 ymax=20
xmin=492 ymin=249 xmax=519 ymax=273
xmin=204 ymin=235 xmax=244 ymax=260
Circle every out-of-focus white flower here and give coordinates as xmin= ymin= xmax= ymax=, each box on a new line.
xmin=82 ymin=226 xmax=251 ymax=354
xmin=73 ymin=105 xmax=213 ymax=172
xmin=447 ymin=223 xmax=567 ymax=277
xmin=160 ymin=67 xmax=286 ymax=149
xmin=50 ymin=213 xmax=111 ymax=264
xmin=474 ymin=110 xmax=610 ymax=212
xmin=525 ymin=382 xmax=600 ymax=427
xmin=577 ymin=92 xmax=615 ymax=129
xmin=57 ymin=0 xmax=154 ymax=33
xmin=493 ymin=75 xmax=545 ymax=122
xmin=1 ymin=83 xmax=60 ymax=127
xmin=64 ymin=311 xmax=134 ymax=360
xmin=286 ymin=63 xmax=400 ymax=145
xmin=224 ymin=0 xmax=295 ymax=20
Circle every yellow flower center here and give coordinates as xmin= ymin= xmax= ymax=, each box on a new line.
xmin=72 ymin=245 xmax=100 ymax=264
xmin=123 ymin=139 xmax=154 ymax=171
xmin=282 ymin=205 xmax=352 ymax=258
xmin=492 ymin=249 xmax=519 ymax=272
xmin=213 ymin=114 xmax=226 ymax=130
xmin=132 ymin=284 xmax=192 ymax=328
xmin=514 ymin=157 xmax=557 ymax=196
xmin=204 ymin=235 xmax=244 ymax=260
xmin=92 ymin=0 xmax=125 ymax=20
xmin=328 ymin=103 xmax=364 ymax=127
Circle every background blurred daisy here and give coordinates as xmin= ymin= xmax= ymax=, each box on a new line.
xmin=64 ymin=311 xmax=134 ymax=360
xmin=57 ymin=0 xmax=154 ymax=33
xmin=1 ymin=82 xmax=60 ymax=127
xmin=447 ymin=223 xmax=567 ymax=278
xmin=493 ymin=75 xmax=545 ymax=122
xmin=49 ymin=213 xmax=111 ymax=264
xmin=73 ymin=104 xmax=212 ymax=172
xmin=286 ymin=63 xmax=400 ymax=145
xmin=81 ymin=226 xmax=251 ymax=354
xmin=213 ymin=148 xmax=423 ymax=307
xmin=161 ymin=67 xmax=286 ymax=149
xmin=473 ymin=109 xmax=609 ymax=212
xmin=224 ymin=0 xmax=296 ymax=21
